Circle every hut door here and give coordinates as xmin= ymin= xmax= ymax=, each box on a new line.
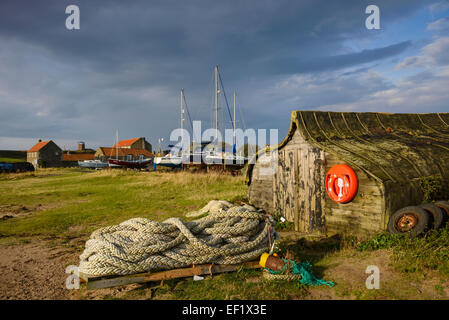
xmin=274 ymin=147 xmax=326 ymax=233
xmin=296 ymin=147 xmax=326 ymax=233
xmin=273 ymin=149 xmax=298 ymax=223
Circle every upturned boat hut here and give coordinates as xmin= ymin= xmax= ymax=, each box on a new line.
xmin=247 ymin=111 xmax=449 ymax=236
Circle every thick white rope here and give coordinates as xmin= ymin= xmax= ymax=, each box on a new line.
xmin=79 ymin=202 xmax=276 ymax=277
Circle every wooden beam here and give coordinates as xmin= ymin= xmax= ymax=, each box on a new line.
xmin=79 ymin=261 xmax=261 ymax=290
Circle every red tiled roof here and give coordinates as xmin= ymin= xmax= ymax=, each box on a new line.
xmin=98 ymin=147 xmax=153 ymax=157
xmin=63 ymin=153 xmax=95 ymax=161
xmin=112 ymin=138 xmax=141 ymax=148
xmin=28 ymin=141 xmax=51 ymax=152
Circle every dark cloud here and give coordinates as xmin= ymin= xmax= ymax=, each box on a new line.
xmin=267 ymin=41 xmax=411 ymax=74
xmin=0 ymin=0 xmax=438 ymax=149
xmin=0 ymin=0 xmax=426 ymax=76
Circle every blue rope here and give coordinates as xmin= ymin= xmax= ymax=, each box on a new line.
xmin=265 ymin=259 xmax=334 ymax=287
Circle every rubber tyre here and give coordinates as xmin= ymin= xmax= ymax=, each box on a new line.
xmin=434 ymin=201 xmax=449 ymax=226
xmin=387 ymin=206 xmax=430 ymax=236
xmin=419 ymin=203 xmax=444 ymax=230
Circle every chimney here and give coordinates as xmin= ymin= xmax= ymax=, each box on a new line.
xmin=38 ymin=139 xmax=42 ymax=143
xmin=78 ymin=141 xmax=85 ymax=151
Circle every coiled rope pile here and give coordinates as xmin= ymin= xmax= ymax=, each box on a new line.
xmin=79 ymin=202 xmax=276 ymax=277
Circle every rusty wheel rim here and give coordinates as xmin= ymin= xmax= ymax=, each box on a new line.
xmin=396 ymin=213 xmax=418 ymax=232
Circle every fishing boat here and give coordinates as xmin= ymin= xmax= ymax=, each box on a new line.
xmin=108 ymin=129 xmax=153 ymax=169
xmin=78 ymin=159 xmax=108 ymax=169
xmin=108 ymin=158 xmax=153 ymax=169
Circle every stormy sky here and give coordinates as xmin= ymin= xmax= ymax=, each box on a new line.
xmin=0 ymin=0 xmax=448 ymax=150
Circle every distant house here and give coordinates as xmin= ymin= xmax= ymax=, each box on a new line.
xmin=27 ymin=140 xmax=63 ymax=169
xmin=112 ymin=137 xmax=152 ymax=153
xmin=95 ymin=147 xmax=153 ymax=162
xmin=62 ymin=153 xmax=95 ymax=167
xmin=62 ymin=141 xmax=96 ymax=167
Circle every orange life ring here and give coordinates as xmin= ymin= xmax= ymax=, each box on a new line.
xmin=325 ymin=164 xmax=358 ymax=203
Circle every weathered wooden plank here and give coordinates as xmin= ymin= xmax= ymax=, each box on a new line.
xmin=310 ymin=147 xmax=326 ymax=233
xmin=326 ymin=208 xmax=383 ymax=219
xmin=326 ymin=221 xmax=381 ymax=237
xmin=325 ymin=196 xmax=383 ymax=210
xmin=297 ymin=147 xmax=305 ymax=232
xmin=325 ymin=217 xmax=382 ymax=232
xmin=80 ymin=261 xmax=261 ymax=290
xmin=285 ymin=150 xmax=296 ymax=222
xmin=249 ymin=153 xmax=275 ymax=212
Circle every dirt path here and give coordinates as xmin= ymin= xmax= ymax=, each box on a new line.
xmin=0 ymin=239 xmax=447 ymax=300
xmin=0 ymin=240 xmax=79 ymax=299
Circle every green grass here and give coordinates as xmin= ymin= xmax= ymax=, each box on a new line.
xmin=357 ymin=228 xmax=449 ymax=277
xmin=0 ymin=157 xmax=25 ymax=163
xmin=0 ymin=168 xmax=247 ymax=239
xmin=151 ymin=268 xmax=308 ymax=300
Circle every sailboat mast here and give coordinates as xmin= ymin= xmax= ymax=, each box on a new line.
xmin=180 ymin=88 xmax=184 ymax=154
xmin=215 ymin=65 xmax=219 ymax=143
xmin=116 ymin=129 xmax=118 ymax=160
xmin=233 ymin=91 xmax=236 ymax=155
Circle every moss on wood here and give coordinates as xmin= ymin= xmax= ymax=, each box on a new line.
xmin=418 ymin=176 xmax=449 ymax=203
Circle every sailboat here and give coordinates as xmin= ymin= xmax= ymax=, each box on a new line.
xmin=108 ymin=130 xmax=153 ymax=169
xmin=155 ymin=66 xmax=247 ymax=170
xmin=153 ymin=89 xmax=190 ymax=168
xmin=204 ymin=65 xmax=247 ymax=167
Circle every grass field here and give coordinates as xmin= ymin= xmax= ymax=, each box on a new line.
xmin=0 ymin=168 xmax=246 ymax=239
xmin=0 ymin=168 xmax=448 ymax=300
xmin=0 ymin=157 xmax=25 ymax=163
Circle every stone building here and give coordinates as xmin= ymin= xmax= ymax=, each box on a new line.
xmin=95 ymin=137 xmax=153 ymax=162
xmin=112 ymin=137 xmax=152 ymax=153
xmin=27 ymin=140 xmax=63 ymax=169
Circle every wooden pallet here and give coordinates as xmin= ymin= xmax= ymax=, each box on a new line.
xmin=79 ymin=261 xmax=261 ymax=290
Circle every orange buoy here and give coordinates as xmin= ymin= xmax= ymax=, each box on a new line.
xmin=325 ymin=164 xmax=358 ymax=203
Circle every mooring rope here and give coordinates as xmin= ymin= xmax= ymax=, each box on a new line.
xmin=79 ymin=204 xmax=276 ymax=277
xmin=263 ymin=259 xmax=334 ymax=287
